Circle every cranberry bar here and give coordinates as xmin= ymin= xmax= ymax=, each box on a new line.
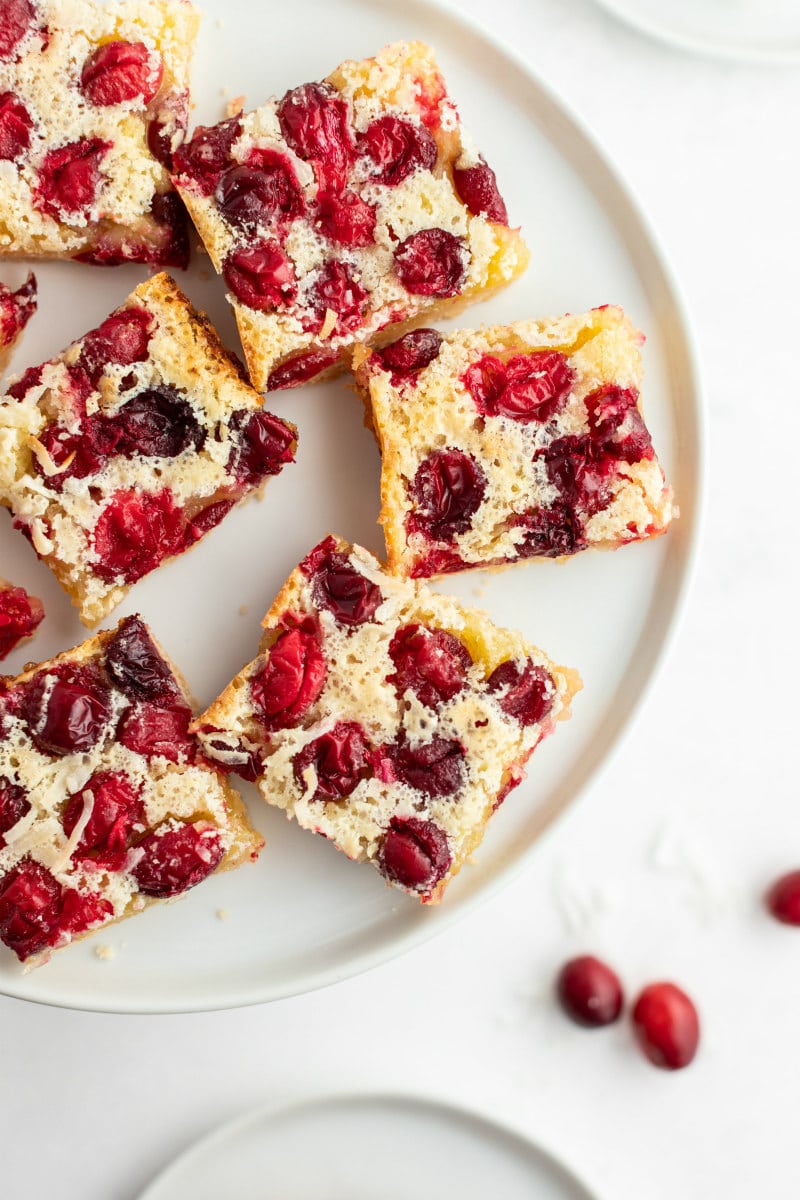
xmin=196 ymin=536 xmax=579 ymax=903
xmin=0 ymin=0 xmax=199 ymax=267
xmin=0 ymin=577 xmax=43 ymax=659
xmin=172 ymin=40 xmax=529 ymax=391
xmin=0 ymin=272 xmax=297 ymax=625
xmin=0 ymin=615 xmax=262 ymax=965
xmin=0 ymin=274 xmax=36 ymax=373
xmin=352 ymin=306 xmax=676 ymax=578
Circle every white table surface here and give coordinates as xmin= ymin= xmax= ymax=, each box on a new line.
xmin=3 ymin=2 xmax=798 ymax=1197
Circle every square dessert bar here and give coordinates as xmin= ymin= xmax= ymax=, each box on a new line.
xmin=352 ymin=306 xmax=676 ymax=578
xmin=0 ymin=614 xmax=262 ymax=965
xmin=0 ymin=577 xmax=43 ymax=659
xmin=173 ymin=40 xmax=529 ymax=391
xmin=196 ymin=536 xmax=579 ymax=903
xmin=0 ymin=274 xmax=36 ymax=373
xmin=0 ymin=0 xmax=199 ymax=267
xmin=0 ymin=271 xmax=297 ymax=625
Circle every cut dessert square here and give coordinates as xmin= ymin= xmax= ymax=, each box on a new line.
xmin=0 ymin=614 xmax=262 ymax=966
xmin=172 ymin=40 xmax=529 ymax=391
xmin=0 ymin=577 xmax=43 ymax=659
xmin=0 ymin=274 xmax=36 ymax=373
xmin=0 ymin=271 xmax=297 ymax=625
xmin=0 ymin=0 xmax=199 ymax=267
xmin=351 ymin=306 xmax=676 ymax=578
xmin=196 ymin=535 xmax=579 ymax=903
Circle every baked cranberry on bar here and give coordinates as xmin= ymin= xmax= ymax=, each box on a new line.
xmin=0 ymin=274 xmax=36 ymax=373
xmin=0 ymin=615 xmax=262 ymax=966
xmin=0 ymin=0 xmax=199 ymax=267
xmin=196 ymin=536 xmax=579 ymax=903
xmin=172 ymin=40 xmax=529 ymax=392
xmin=352 ymin=306 xmax=676 ymax=579
xmin=0 ymin=272 xmax=297 ymax=626
xmin=0 ymin=577 xmax=43 ymax=659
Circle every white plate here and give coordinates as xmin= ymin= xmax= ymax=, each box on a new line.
xmin=591 ymin=0 xmax=800 ymax=64
xmin=137 ymin=1092 xmax=600 ymax=1200
xmin=0 ymin=0 xmax=703 ymax=1012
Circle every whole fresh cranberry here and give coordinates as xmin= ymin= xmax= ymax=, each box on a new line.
xmin=277 ymin=81 xmax=354 ymax=192
xmin=452 ymin=157 xmax=508 ymax=223
xmin=516 ymin=503 xmax=585 ymax=559
xmin=93 ymin=488 xmax=186 ymax=584
xmin=486 ymin=659 xmax=555 ymax=727
xmin=556 ymin=955 xmax=624 ymax=1027
xmin=307 ymin=259 xmax=368 ymax=336
xmin=379 ymin=817 xmax=451 ymax=893
xmin=22 ymin=665 xmax=112 ymax=756
xmin=315 ymin=190 xmax=375 ymax=247
xmin=111 ymin=386 xmax=205 ymax=458
xmin=409 ymin=448 xmax=487 ymax=541
xmin=631 ymin=982 xmax=700 ymax=1070
xmin=266 ymin=348 xmax=340 ymax=390
xmin=382 ymin=735 xmax=465 ymax=799
xmin=34 ymin=138 xmax=110 ymax=219
xmin=105 ymin=615 xmax=180 ymax=702
xmin=227 ymin=409 xmax=295 ymax=486
xmin=0 ymin=91 xmax=31 ymax=160
xmin=389 ymin=624 xmax=472 ymax=709
xmin=61 ymin=770 xmax=144 ymax=869
xmin=378 ymin=328 xmax=443 ymax=379
xmin=223 ymin=240 xmax=296 ymax=311
xmin=119 ymin=701 xmax=194 ymax=763
xmin=216 ymin=151 xmax=304 ymax=230
xmin=172 ymin=116 xmax=241 ymax=195
xmin=80 ymin=41 xmax=163 ymax=106
xmin=79 ymin=306 xmax=153 ymax=385
xmin=765 ymin=870 xmax=800 ymax=925
xmin=310 ymin=550 xmax=382 ymax=627
xmin=360 ymin=114 xmax=437 ymax=186
xmin=394 ymin=228 xmax=467 ymax=297
xmin=132 ymin=821 xmax=224 ymax=897
xmin=293 ymin=721 xmax=369 ymax=801
xmin=0 ymin=0 xmax=35 ymax=60
xmin=0 ymin=777 xmax=30 ymax=848
xmin=0 ymin=585 xmax=44 ymax=659
xmin=250 ymin=627 xmax=327 ymax=730
xmin=463 ymin=351 xmax=575 ymax=423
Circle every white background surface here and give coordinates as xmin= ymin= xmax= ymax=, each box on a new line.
xmin=2 ymin=1 xmax=797 ymax=1197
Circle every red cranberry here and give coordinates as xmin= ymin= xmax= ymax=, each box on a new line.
xmin=61 ymin=770 xmax=144 ymax=869
xmin=0 ymin=273 xmax=36 ymax=344
xmin=35 ymin=414 xmax=123 ymax=488
xmin=293 ymin=721 xmax=369 ymax=801
xmin=216 ymin=152 xmax=304 ymax=231
xmin=172 ymin=117 xmax=241 ymax=195
xmin=22 ymin=665 xmax=112 ymax=756
xmin=80 ymin=306 xmax=153 ymax=385
xmin=409 ymin=546 xmax=471 ymax=578
xmin=0 ymin=91 xmax=31 ymax=160
xmin=0 ymin=586 xmax=44 ymax=659
xmin=409 ymin=448 xmax=487 ymax=540
xmin=146 ymin=90 xmax=189 ymax=170
xmin=765 ymin=870 xmax=800 ymax=925
xmin=105 ymin=615 xmax=180 ymax=702
xmin=360 ymin=114 xmax=437 ymax=186
xmin=556 ymin=955 xmax=624 ymax=1027
xmin=185 ymin=499 xmax=235 ymax=542
xmin=132 ymin=821 xmax=224 ymax=897
xmin=111 ymin=386 xmax=205 ymax=458
xmin=119 ymin=701 xmax=194 ymax=763
xmin=379 ymin=817 xmax=451 ymax=894
xmin=536 ymin=434 xmax=612 ymax=519
xmin=277 ymin=81 xmax=354 ymax=192
xmin=486 ymin=659 xmax=555 ymax=727
xmin=223 ymin=240 xmax=296 ymax=311
xmin=307 ymin=259 xmax=368 ymax=336
xmin=266 ymin=348 xmax=340 ymax=390
xmin=452 ymin=157 xmax=508 ymax=224
xmin=197 ymin=727 xmax=261 ymax=782
xmin=0 ymin=859 xmax=62 ymax=960
xmin=146 ymin=190 xmax=190 ymax=270
xmin=394 ymin=228 xmax=467 ymax=297
xmin=315 ymin=189 xmax=375 ymax=247
xmin=463 ymin=352 xmax=575 ymax=423
xmin=516 ymin=503 xmax=585 ymax=559
xmin=382 ymin=735 xmax=465 ymax=799
xmin=34 ymin=137 xmax=110 ymax=219
xmin=632 ymin=982 xmax=700 ymax=1070
xmin=0 ymin=778 xmax=29 ymax=847
xmin=93 ymin=488 xmax=186 ymax=584
xmin=58 ymin=887 xmax=113 ymax=941
xmin=0 ymin=0 xmax=34 ymax=60
xmin=227 ymin=409 xmax=295 ymax=487
xmin=389 ymin=624 xmax=472 ymax=709
xmin=586 ymin=385 xmax=653 ymax=463
xmin=250 ymin=627 xmax=327 ymax=730
xmin=80 ymin=41 xmax=163 ymax=107
xmin=310 ymin=550 xmax=382 ymax=627
xmin=378 ymin=328 xmax=443 ymax=378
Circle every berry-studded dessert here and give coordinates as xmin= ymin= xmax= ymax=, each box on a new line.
xmin=196 ymin=535 xmax=579 ymax=903
xmin=0 ymin=275 xmax=36 ymax=373
xmin=0 ymin=0 xmax=199 ymax=267
xmin=352 ymin=306 xmax=676 ymax=578
xmin=0 ymin=614 xmax=262 ymax=965
xmin=0 ymin=272 xmax=297 ymax=625
xmin=0 ymin=577 xmax=43 ymax=659
xmin=172 ymin=40 xmax=529 ymax=392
